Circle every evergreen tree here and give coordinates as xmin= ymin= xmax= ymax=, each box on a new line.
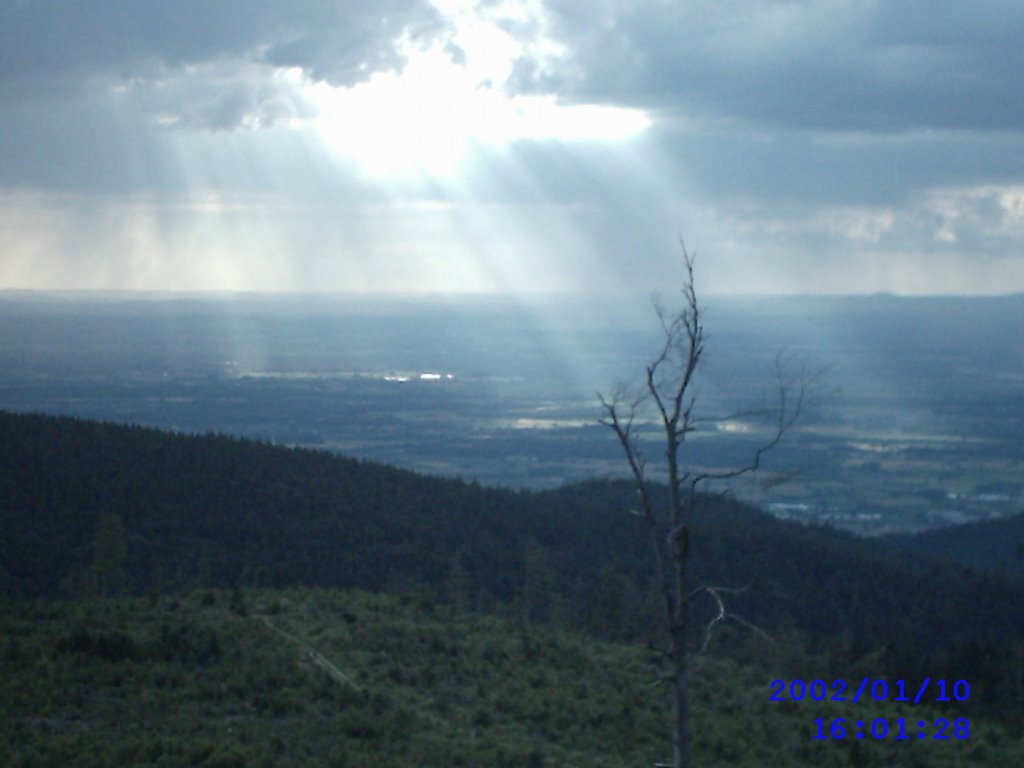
xmin=92 ymin=512 xmax=127 ymax=595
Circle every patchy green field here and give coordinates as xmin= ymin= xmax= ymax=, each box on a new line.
xmin=3 ymin=589 xmax=1020 ymax=767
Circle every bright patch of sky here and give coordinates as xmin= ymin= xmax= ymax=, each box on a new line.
xmin=305 ymin=4 xmax=651 ymax=180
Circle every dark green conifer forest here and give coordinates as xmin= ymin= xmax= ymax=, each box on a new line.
xmin=2 ymin=410 xmax=1023 ymax=765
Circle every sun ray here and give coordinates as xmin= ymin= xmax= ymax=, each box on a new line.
xmin=303 ymin=3 xmax=650 ymax=182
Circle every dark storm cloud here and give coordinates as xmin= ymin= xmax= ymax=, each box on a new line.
xmin=121 ymin=60 xmax=316 ymax=131
xmin=0 ymin=0 xmax=445 ymax=98
xmin=531 ymin=0 xmax=1024 ymax=133
xmin=0 ymin=85 xmax=171 ymax=191
xmin=483 ymin=0 xmax=1024 ymax=210
xmin=643 ymin=123 xmax=1024 ymax=207
xmin=0 ymin=0 xmax=447 ymax=187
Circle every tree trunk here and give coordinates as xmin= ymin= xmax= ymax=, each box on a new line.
xmin=673 ymin=623 xmax=692 ymax=768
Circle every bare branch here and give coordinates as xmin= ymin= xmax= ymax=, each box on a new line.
xmin=598 ymin=390 xmax=648 ymax=490
xmin=694 ymin=585 xmax=773 ymax=654
xmin=689 ymin=354 xmax=817 ymax=489
xmin=686 ymin=582 xmax=753 ymax=605
xmin=698 ymin=587 xmax=727 ymax=654
xmin=598 ymin=387 xmax=676 ymax=624
xmin=727 ymin=612 xmax=775 ymax=645
xmin=757 ymin=467 xmax=806 ymax=489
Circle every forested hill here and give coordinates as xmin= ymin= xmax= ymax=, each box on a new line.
xmin=883 ymin=512 xmax=1024 ymax=580
xmin=3 ymin=409 xmax=1024 ymax=667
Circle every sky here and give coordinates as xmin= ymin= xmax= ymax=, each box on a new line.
xmin=3 ymin=0 xmax=1024 ymax=296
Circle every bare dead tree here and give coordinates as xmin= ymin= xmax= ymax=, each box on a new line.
xmin=598 ymin=241 xmax=809 ymax=768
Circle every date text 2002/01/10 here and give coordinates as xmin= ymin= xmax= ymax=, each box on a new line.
xmin=770 ymin=678 xmax=970 ymax=706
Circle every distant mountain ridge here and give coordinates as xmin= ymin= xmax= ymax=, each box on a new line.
xmin=883 ymin=512 xmax=1024 ymax=579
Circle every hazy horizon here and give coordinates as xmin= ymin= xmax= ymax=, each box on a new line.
xmin=2 ymin=291 xmax=1020 ymax=534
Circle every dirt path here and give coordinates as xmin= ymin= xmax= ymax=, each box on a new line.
xmin=256 ymin=615 xmax=365 ymax=694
